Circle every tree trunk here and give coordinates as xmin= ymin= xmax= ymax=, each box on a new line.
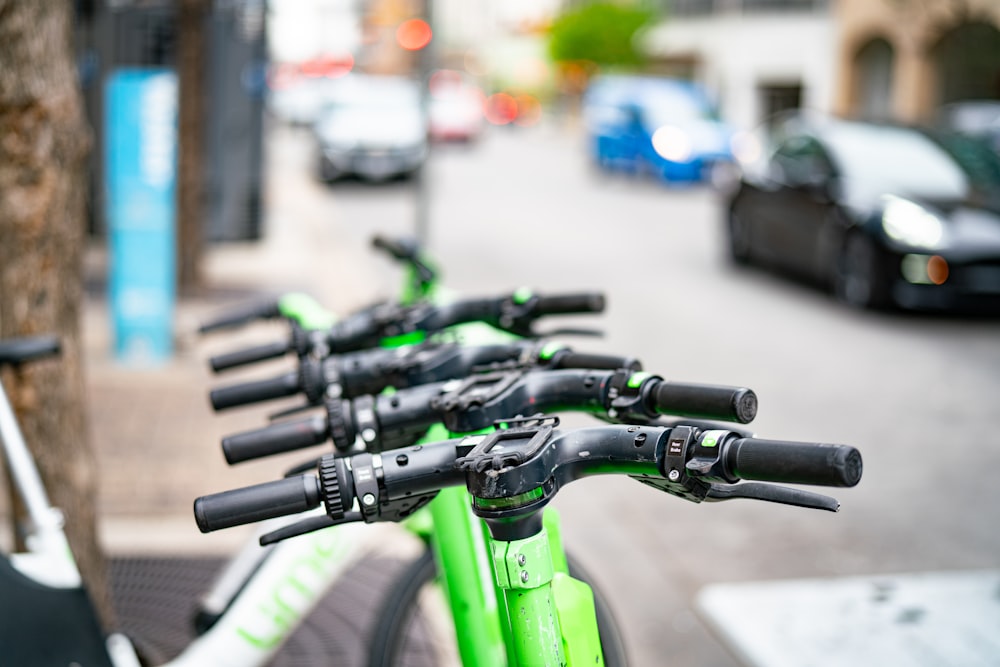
xmin=0 ymin=0 xmax=114 ymax=630
xmin=177 ymin=0 xmax=209 ymax=295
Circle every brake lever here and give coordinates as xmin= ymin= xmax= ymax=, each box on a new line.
xmin=533 ymin=327 xmax=604 ymax=338
xmin=283 ymin=458 xmax=324 ymax=477
xmin=504 ymin=325 xmax=604 ymax=339
xmin=259 ymin=511 xmax=363 ymax=546
xmin=268 ymin=402 xmax=316 ymax=421
xmin=705 ymin=482 xmax=840 ymax=512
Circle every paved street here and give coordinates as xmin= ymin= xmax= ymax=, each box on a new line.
xmin=82 ymin=116 xmax=1000 ymax=666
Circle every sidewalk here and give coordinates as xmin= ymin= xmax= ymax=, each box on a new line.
xmin=85 ymin=123 xmax=388 ymax=555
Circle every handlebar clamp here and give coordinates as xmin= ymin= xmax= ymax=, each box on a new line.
xmin=430 ymin=370 xmax=525 ymax=414
xmin=456 ymin=415 xmax=559 ymax=475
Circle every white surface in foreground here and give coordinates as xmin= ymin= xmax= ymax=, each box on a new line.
xmin=697 ymin=570 xmax=1000 ymax=667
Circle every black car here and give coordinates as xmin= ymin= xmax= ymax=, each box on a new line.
xmin=724 ymin=112 xmax=1000 ymax=313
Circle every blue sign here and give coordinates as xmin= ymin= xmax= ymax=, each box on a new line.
xmin=105 ymin=69 xmax=177 ymax=363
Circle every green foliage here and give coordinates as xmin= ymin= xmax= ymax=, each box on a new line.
xmin=548 ymin=3 xmax=654 ymax=68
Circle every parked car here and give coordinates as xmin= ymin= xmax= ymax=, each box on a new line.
xmin=268 ymin=76 xmax=340 ymax=126
xmin=313 ymin=75 xmax=428 ymax=182
xmin=724 ymin=111 xmax=1000 ymax=313
xmin=582 ymin=75 xmax=737 ymax=184
xmin=937 ymin=100 xmax=1000 ymax=156
xmin=428 ymin=69 xmax=485 ymax=142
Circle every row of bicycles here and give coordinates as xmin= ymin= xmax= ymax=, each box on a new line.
xmin=0 ymin=236 xmax=862 ymax=666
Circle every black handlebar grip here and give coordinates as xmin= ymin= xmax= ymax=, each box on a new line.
xmin=198 ymin=300 xmax=281 ymax=334
xmin=551 ymin=351 xmax=641 ymax=372
xmin=725 ymin=439 xmax=862 ymax=488
xmin=652 ymin=382 xmax=757 ymax=424
xmin=194 ymin=475 xmax=321 ymax=532
xmin=533 ymin=293 xmax=606 ymax=315
xmin=0 ymin=335 xmax=61 ymax=366
xmin=209 ymin=340 xmax=290 ymax=373
xmin=210 ymin=372 xmax=301 ymax=411
xmin=371 ymin=235 xmax=416 ymax=260
xmin=221 ymin=415 xmax=329 ymax=464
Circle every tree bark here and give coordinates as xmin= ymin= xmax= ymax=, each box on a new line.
xmin=177 ymin=0 xmax=210 ymax=295
xmin=0 ymin=0 xmax=114 ymax=630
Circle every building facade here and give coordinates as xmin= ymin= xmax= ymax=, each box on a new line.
xmin=834 ymin=0 xmax=1000 ymax=122
xmin=641 ymin=0 xmax=1000 ymax=129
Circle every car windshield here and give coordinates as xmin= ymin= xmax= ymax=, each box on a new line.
xmin=928 ymin=131 xmax=1000 ymax=191
xmin=640 ymin=86 xmax=717 ymax=126
xmin=943 ymin=102 xmax=1000 ymax=135
xmin=823 ymin=122 xmax=971 ymax=202
xmin=323 ymin=78 xmax=421 ymax=116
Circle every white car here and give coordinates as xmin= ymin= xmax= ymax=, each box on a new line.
xmin=428 ymin=70 xmax=484 ymax=142
xmin=313 ymin=75 xmax=428 ymax=182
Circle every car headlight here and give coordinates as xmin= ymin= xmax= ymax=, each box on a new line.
xmin=651 ymin=126 xmax=693 ymax=163
xmin=880 ymin=195 xmax=945 ymax=250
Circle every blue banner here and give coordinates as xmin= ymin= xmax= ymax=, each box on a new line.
xmin=105 ymin=69 xmax=177 ymax=363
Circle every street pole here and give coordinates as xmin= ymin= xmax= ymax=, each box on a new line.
xmin=414 ymin=0 xmax=434 ymax=247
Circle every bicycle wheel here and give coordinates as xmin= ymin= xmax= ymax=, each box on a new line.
xmin=368 ymin=548 xmax=629 ymax=667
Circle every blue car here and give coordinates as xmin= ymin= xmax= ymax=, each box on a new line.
xmin=583 ymin=75 xmax=736 ymax=184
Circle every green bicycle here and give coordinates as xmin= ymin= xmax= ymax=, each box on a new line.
xmin=202 ymin=357 xmax=771 ymax=667
xmin=196 ymin=415 xmax=862 ymax=666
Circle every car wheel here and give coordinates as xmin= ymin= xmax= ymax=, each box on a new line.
xmin=834 ymin=232 xmax=889 ymax=309
xmin=727 ymin=209 xmax=752 ymax=265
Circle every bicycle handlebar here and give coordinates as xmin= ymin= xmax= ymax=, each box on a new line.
xmin=194 ymin=422 xmax=862 ymax=537
xmin=209 ymin=340 xmax=292 ymax=373
xmin=210 ymin=371 xmax=302 ymax=411
xmin=217 ymin=368 xmax=757 ymax=464
xmin=194 ymin=474 xmax=322 ymax=532
xmin=724 ymin=437 xmax=861 ymax=487
xmin=221 ymin=415 xmax=329 ymax=465
xmin=206 ymin=290 xmax=607 ymax=374
xmin=533 ymin=293 xmax=605 ymax=316
xmin=198 ymin=300 xmax=282 ymax=334
xmin=549 ymin=350 xmax=639 ymax=372
xmin=208 ymin=341 xmax=642 ymax=412
xmin=370 ymin=235 xmax=419 ymax=262
xmin=649 ymin=380 xmax=757 ymax=424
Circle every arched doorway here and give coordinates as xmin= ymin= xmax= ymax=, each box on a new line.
xmin=932 ymin=21 xmax=1000 ymax=104
xmin=853 ymin=37 xmax=895 ymax=120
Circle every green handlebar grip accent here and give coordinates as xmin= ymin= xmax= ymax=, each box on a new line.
xmin=278 ymin=293 xmax=337 ymax=331
xmin=513 ymin=287 xmax=534 ymax=305
xmin=538 ymin=341 xmax=565 ymax=361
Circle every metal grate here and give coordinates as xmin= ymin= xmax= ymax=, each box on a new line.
xmin=109 ymin=555 xmax=432 ymax=667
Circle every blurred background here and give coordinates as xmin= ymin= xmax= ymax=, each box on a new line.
xmin=2 ymin=0 xmax=1000 ymax=665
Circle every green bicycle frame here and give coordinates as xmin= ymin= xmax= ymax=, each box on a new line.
xmin=272 ymin=262 xmax=605 ymax=664
xmin=492 ymin=526 xmax=604 ymax=667
xmin=409 ymin=423 xmax=606 ymax=667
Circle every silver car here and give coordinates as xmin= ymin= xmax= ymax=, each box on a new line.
xmin=313 ymin=75 xmax=428 ymax=182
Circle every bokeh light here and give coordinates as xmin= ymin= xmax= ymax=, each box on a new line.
xmin=928 ymin=255 xmax=949 ymax=285
xmin=485 ymin=92 xmax=519 ymax=125
xmin=397 ymin=19 xmax=433 ymax=51
xmin=514 ymin=94 xmax=542 ymax=126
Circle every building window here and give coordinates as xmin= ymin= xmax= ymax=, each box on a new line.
xmin=932 ymin=21 xmax=1000 ymax=105
xmin=742 ymin=0 xmax=828 ymax=11
xmin=760 ymin=83 xmax=803 ymax=120
xmin=854 ymin=38 xmax=895 ymax=121
xmin=667 ymin=0 xmax=828 ymax=17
